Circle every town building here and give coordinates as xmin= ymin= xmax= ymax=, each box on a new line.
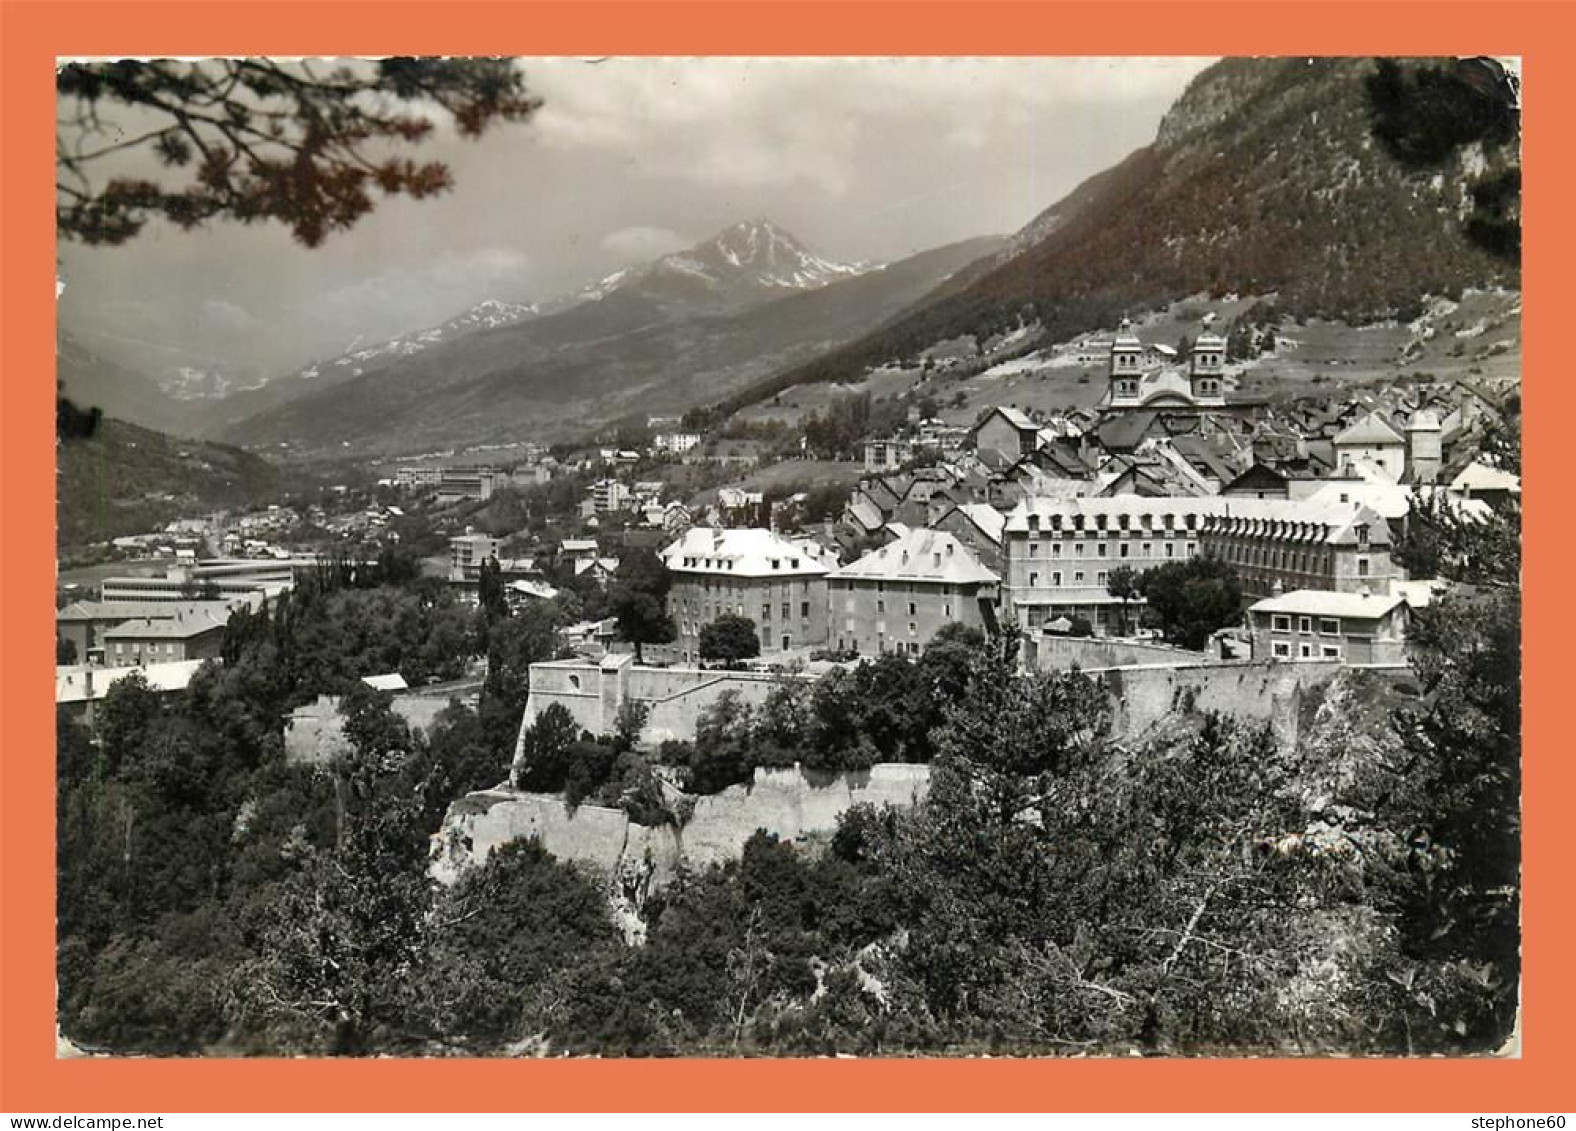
xmin=654 ymin=431 xmax=702 ymax=455
xmin=56 ymin=660 xmax=206 ymax=726
xmin=1332 ymin=412 xmax=1407 ymax=480
xmin=1198 ymin=498 xmax=1399 ymax=601
xmin=661 ymin=527 xmax=832 ymax=660
xmin=1001 ymin=496 xmax=1225 ymax=634
xmin=827 ymin=529 xmax=999 ymax=656
xmin=99 ymin=558 xmax=307 ymax=603
xmin=972 ymin=406 xmax=1046 ymax=463
xmin=930 ymin=502 xmax=1007 ymax=576
xmin=1247 ymin=589 xmax=1410 ymax=665
xmin=448 ymin=532 xmax=501 ymax=583
xmin=100 ymin=607 xmax=230 ymax=667
xmin=435 ymin=465 xmax=506 ymax=503
xmin=57 ymin=597 xmax=249 ymax=666
xmin=864 ymin=437 xmax=917 ymax=472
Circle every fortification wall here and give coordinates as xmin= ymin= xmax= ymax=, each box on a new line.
xmin=518 ymin=659 xmax=807 ymax=753
xmin=431 ymin=763 xmax=931 ymax=888
xmin=453 ymin=658 xmax=1406 ymax=889
xmin=1028 ymin=635 xmax=1209 ymax=671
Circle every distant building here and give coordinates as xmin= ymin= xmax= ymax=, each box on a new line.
xmin=99 ymin=558 xmax=305 ymax=603
xmin=654 ymin=431 xmax=702 ymax=455
xmin=827 ymin=529 xmax=999 ymax=656
xmin=1105 ymin=334 xmax=1227 ymax=411
xmin=972 ymin=407 xmax=1044 ymax=463
xmin=434 ymin=465 xmax=506 ymax=503
xmin=661 ymin=527 xmax=832 ymax=660
xmin=1247 ymin=589 xmax=1410 ymax=665
xmin=448 ymin=533 xmax=501 ymax=583
xmin=1332 ymin=412 xmax=1406 ymax=480
xmin=588 ymin=478 xmax=631 ymax=515
xmin=864 ymin=437 xmax=917 ymax=472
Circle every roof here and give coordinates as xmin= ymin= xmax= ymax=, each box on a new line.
xmin=56 ymin=660 xmax=206 ymax=704
xmin=57 ymin=599 xmax=239 ymax=625
xmin=662 ymin=527 xmax=832 ymax=578
xmin=1333 ymin=411 xmax=1405 ymax=447
xmin=829 ymin=529 xmax=999 ymax=586
xmin=1449 ymin=460 xmax=1521 ymax=494
xmin=1204 ymin=498 xmax=1393 ymax=547
xmin=1004 ymin=495 xmax=1229 ymax=533
xmin=362 ymin=673 xmax=410 ymax=691
xmin=983 ymin=406 xmax=1038 ymax=433
xmin=1303 ymin=480 xmax=1413 ymax=521
xmin=561 ymin=538 xmax=599 ymax=553
xmin=1249 ymin=589 xmax=1407 ymax=619
xmin=102 ymin=610 xmax=230 ymax=640
xmin=955 ymin=504 xmax=1006 ymax=544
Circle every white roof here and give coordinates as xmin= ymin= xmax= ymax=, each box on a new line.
xmin=1304 ymin=480 xmax=1413 ymax=521
xmin=56 ymin=660 xmax=206 ymax=704
xmin=362 ymin=673 xmax=410 ymax=691
xmin=1249 ymin=589 xmax=1406 ymax=619
xmin=955 ymin=503 xmax=1006 ymax=544
xmin=830 ymin=529 xmax=999 ymax=586
xmin=661 ymin=527 xmax=831 ymax=578
xmin=508 ymin=580 xmax=560 ymax=601
xmin=1450 ymin=460 xmax=1521 ymax=494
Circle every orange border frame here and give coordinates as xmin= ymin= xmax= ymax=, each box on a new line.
xmin=2 ymin=0 xmax=1568 ymax=1113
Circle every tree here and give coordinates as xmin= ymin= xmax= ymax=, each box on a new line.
xmin=1106 ymin=564 xmax=1142 ymax=636
xmin=1140 ymin=558 xmax=1243 ymax=651
xmin=57 ymin=636 xmax=79 ymax=665
xmin=608 ymin=547 xmax=675 ymax=664
xmin=57 ymin=58 xmax=541 ymax=247
xmin=699 ymin=615 xmax=761 ymax=667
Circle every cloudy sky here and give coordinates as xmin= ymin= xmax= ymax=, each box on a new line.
xmin=57 ymin=56 xmax=1213 ymax=382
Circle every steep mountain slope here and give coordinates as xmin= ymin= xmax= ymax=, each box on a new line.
xmin=57 ymin=332 xmax=205 ymax=436
xmin=196 ymin=220 xmax=870 ymax=440
xmin=57 ymin=418 xmax=282 ymax=550
xmin=722 ymin=56 xmax=1521 ymax=411
xmin=221 ymin=232 xmax=1002 ymax=456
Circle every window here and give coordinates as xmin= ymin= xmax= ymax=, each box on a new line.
xmin=801 ymin=601 xmax=809 ymax=618
xmin=944 ymin=603 xmax=952 ymax=617
xmin=1051 ymin=572 xmax=1062 ymax=587
xmin=909 ymin=622 xmax=918 ymax=636
xmin=877 ymin=599 xmax=886 ymax=613
xmin=1074 ymin=571 xmax=1085 ymax=584
xmin=1298 ymin=616 xmax=1313 ymax=635
xmin=1300 ymin=643 xmax=1314 ymax=659
xmin=1075 ymin=543 xmax=1085 ymax=556
xmin=1097 ymin=543 xmax=1107 ymax=556
xmin=1320 ymin=618 xmax=1340 ymax=636
xmin=1119 ymin=544 xmax=1130 ymax=558
xmin=1271 ymin=614 xmax=1292 ymax=633
xmin=907 ymin=602 xmax=917 ymax=616
xmin=1029 ymin=572 xmax=1039 ymax=587
xmin=1028 ymin=543 xmax=1040 ymax=557
xmin=1322 ymin=645 xmax=1341 ymax=659
xmin=762 ymin=603 xmax=772 ymax=620
xmin=782 ymin=602 xmax=791 ymax=619
xmin=1052 ymin=543 xmax=1062 ymax=557
xmin=1166 ymin=542 xmax=1175 ymax=558
xmin=1358 ymin=557 xmax=1370 ymax=577
xmin=1097 ymin=570 xmax=1108 ymax=585
xmin=1143 ymin=543 xmax=1152 ymax=557
xmin=1272 ymin=641 xmax=1291 ymax=658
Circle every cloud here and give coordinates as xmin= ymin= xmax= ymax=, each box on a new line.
xmin=600 ymin=225 xmax=691 ymax=259
xmin=200 ymin=298 xmax=256 ymax=335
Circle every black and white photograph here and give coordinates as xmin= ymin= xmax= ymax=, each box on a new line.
xmin=54 ymin=54 xmax=1522 ymax=1059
